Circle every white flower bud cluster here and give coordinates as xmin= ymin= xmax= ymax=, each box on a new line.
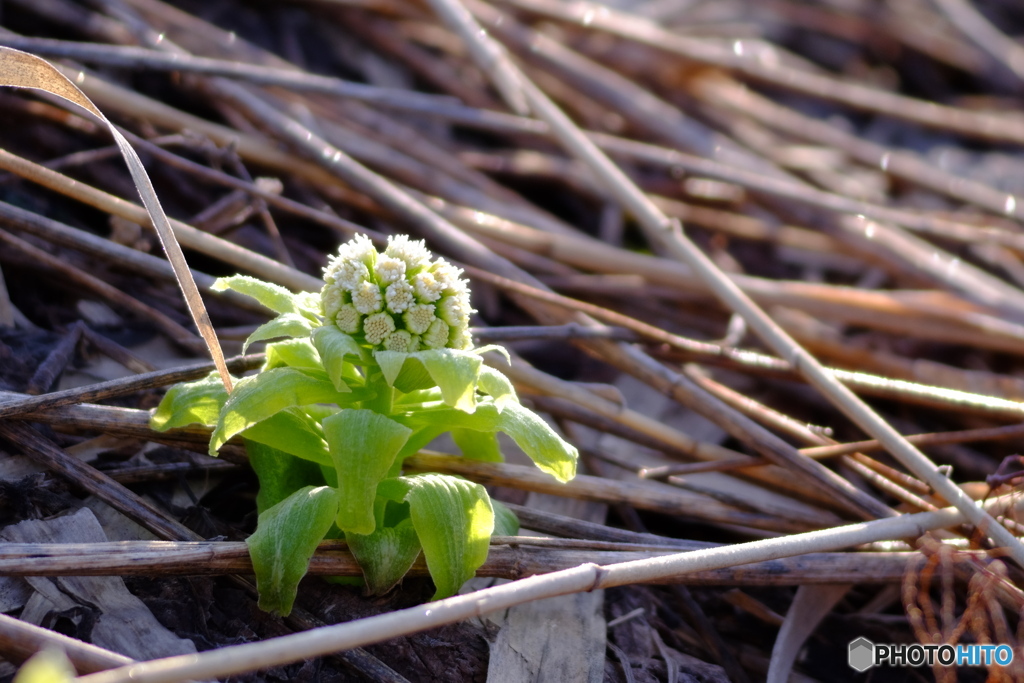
xmin=321 ymin=234 xmax=474 ymax=351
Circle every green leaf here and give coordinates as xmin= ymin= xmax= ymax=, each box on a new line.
xmin=263 ymin=338 xmax=324 ymax=372
xmin=244 ymin=313 xmax=315 ymax=353
xmin=312 ymin=326 xmax=366 ymax=391
xmin=304 ymin=404 xmax=341 ymax=421
xmin=477 ymin=366 xmax=517 ymax=412
xmin=150 ymin=372 xmax=229 ymax=431
xmin=211 ymin=368 xmax=350 ymax=454
xmin=213 ymin=275 xmax=315 ymax=317
xmin=244 ymin=408 xmax=330 ymax=467
xmin=393 ymin=402 xmax=499 ymax=432
xmin=492 ymin=500 xmax=520 ymax=536
xmin=13 ymin=650 xmax=75 ymax=683
xmin=475 ymin=344 xmax=511 ymax=364
xmin=373 ymin=351 xmax=434 ymax=392
xmin=418 ymin=350 xmax=482 ymax=413
xmin=394 ymin=386 xmax=443 ymax=406
xmin=295 ymin=291 xmax=321 ymax=315
xmin=374 ymin=350 xmax=406 ymax=386
xmin=402 ymin=473 xmax=494 ymax=600
xmin=322 ymin=409 xmax=412 ymax=535
xmin=346 ymin=517 xmax=422 ymax=595
xmin=377 ymin=477 xmax=412 ymax=503
xmin=246 ymin=485 xmax=340 ymax=616
xmin=452 ymin=428 xmax=503 ymax=463
xmin=247 ymin=440 xmax=325 ymax=513
xmin=378 ymin=349 xmax=484 ymax=410
xmin=319 ymin=463 xmax=338 ymax=488
xmin=396 ymin=402 xmax=577 ymax=483
xmin=496 ymin=403 xmax=578 ymax=483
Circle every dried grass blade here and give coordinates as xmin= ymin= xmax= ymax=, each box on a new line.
xmin=0 ymin=46 xmax=232 ymax=390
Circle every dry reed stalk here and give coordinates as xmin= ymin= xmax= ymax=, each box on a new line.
xmin=459 ymin=1 xmax=1024 ymax=265
xmin=777 ymin=308 xmax=1024 ymax=401
xmin=39 ymin=1 xmax=1024 ymax=270
xmin=0 ymin=423 xmax=202 ymax=541
xmin=800 ymin=424 xmax=1024 ymax=461
xmin=695 ymin=74 xmax=1023 ymax=223
xmin=448 ymin=205 xmax=1024 ymax=353
xmin=18 ymin=11 xmax=1024 ymax=357
xmin=405 ymin=452 xmax=824 ymax=533
xmin=2 ymin=0 xmax=1022 ymax=678
xmin=53 ymin=0 xmax=578 ymax=242
xmin=0 ymin=539 xmax=993 ymax=586
xmin=32 ymin=3 xmax=1024 ymax=315
xmin=932 ymin=0 xmax=1024 ymax=83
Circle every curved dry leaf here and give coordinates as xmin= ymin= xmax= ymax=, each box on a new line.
xmin=0 ymin=47 xmax=231 ymax=390
xmin=766 ymin=583 xmax=852 ymax=683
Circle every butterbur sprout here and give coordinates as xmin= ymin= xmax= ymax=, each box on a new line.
xmin=321 ymin=235 xmax=474 ymax=351
xmin=152 ymin=232 xmax=577 ymax=615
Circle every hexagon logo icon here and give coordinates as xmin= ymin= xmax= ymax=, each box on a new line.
xmin=848 ymin=637 xmax=875 ymax=672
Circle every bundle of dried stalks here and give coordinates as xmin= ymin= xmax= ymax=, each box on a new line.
xmin=1 ymin=0 xmax=1024 ymax=681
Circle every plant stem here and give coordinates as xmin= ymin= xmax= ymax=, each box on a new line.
xmin=364 ymin=368 xmax=395 ymax=415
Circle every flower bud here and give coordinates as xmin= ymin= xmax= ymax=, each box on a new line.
xmin=363 ymin=312 xmax=396 ymax=345
xmin=384 ymin=330 xmax=419 ymax=353
xmin=320 ymin=234 xmax=475 ymax=351
xmin=352 ymin=281 xmax=383 ymax=314
xmin=423 ymin=318 xmax=451 ymax=349
xmin=321 ymin=285 xmax=343 ymax=319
